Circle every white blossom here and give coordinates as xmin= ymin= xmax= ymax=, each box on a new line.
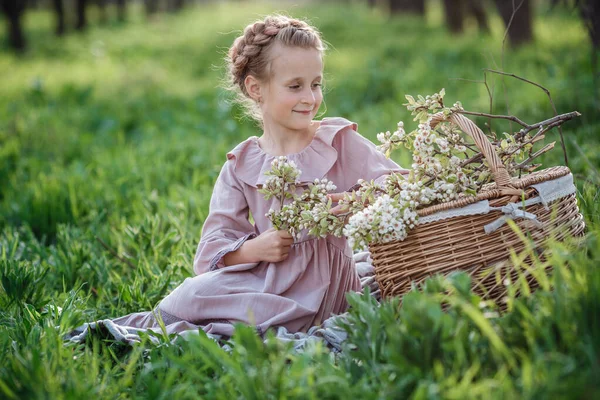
xmin=261 ymin=89 xmax=490 ymax=250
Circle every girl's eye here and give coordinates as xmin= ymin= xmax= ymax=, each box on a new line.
xmin=312 ymin=83 xmax=322 ymax=88
xmin=289 ymin=85 xmax=300 ymax=89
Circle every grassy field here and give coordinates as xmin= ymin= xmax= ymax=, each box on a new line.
xmin=1 ymin=1 xmax=599 ymax=398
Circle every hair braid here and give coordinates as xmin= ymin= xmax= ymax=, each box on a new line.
xmin=225 ymin=15 xmax=325 ymax=122
xmin=228 ymin=19 xmax=282 ymax=96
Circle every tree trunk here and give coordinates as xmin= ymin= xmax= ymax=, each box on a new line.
xmin=466 ymin=0 xmax=489 ymax=34
xmin=443 ymin=0 xmax=464 ymax=34
xmin=75 ymin=0 xmax=88 ymax=31
xmin=389 ymin=0 xmax=425 ymax=15
xmin=578 ymin=0 xmax=600 ymax=108
xmin=174 ymin=0 xmax=185 ymax=11
xmin=97 ymin=0 xmax=107 ymax=24
xmin=53 ymin=0 xmax=65 ymax=35
xmin=367 ymin=0 xmax=376 ymax=7
xmin=579 ymin=0 xmax=600 ymax=50
xmin=145 ymin=0 xmax=159 ymax=15
xmin=494 ymin=0 xmax=533 ymax=47
xmin=167 ymin=0 xmax=183 ymax=12
xmin=116 ymin=0 xmax=126 ymax=21
xmin=1 ymin=0 xmax=27 ymax=51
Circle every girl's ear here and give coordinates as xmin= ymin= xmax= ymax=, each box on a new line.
xmin=244 ymin=75 xmax=262 ymax=102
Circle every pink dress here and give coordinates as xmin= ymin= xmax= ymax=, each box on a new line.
xmin=111 ymin=117 xmax=407 ymax=337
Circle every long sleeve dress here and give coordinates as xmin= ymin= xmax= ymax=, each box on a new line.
xmin=111 ymin=117 xmax=408 ymax=337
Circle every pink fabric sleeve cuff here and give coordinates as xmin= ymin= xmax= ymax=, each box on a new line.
xmin=208 ymin=233 xmax=257 ymax=271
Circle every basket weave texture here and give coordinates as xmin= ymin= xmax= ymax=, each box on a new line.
xmin=368 ymin=113 xmax=585 ymax=304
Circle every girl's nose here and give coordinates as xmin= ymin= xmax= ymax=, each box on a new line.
xmin=301 ymin=89 xmax=315 ymax=105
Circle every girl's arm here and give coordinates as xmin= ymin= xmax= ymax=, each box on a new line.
xmin=193 ymin=161 xmax=258 ymax=275
xmin=222 ymin=228 xmax=294 ymax=265
xmin=195 ymin=160 xmax=297 ymax=274
xmin=222 ymin=240 xmax=258 ymax=265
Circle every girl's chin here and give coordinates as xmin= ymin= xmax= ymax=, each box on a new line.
xmin=283 ymin=120 xmax=314 ymax=132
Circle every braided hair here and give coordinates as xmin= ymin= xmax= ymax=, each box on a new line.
xmin=225 ymin=15 xmax=325 ymax=122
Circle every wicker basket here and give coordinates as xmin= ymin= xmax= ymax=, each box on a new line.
xmin=369 ymin=112 xmax=585 ymax=305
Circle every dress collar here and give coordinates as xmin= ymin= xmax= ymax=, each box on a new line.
xmin=226 ymin=117 xmax=358 ymax=188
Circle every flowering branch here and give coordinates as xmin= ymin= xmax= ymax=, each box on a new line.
xmin=260 ymin=89 xmax=579 ymax=251
xmin=259 ymin=156 xmax=344 ymax=240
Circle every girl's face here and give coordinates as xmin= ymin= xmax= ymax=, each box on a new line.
xmin=260 ymin=44 xmax=323 ymax=132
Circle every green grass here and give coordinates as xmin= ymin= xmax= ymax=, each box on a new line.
xmin=1 ymin=1 xmax=599 ymax=398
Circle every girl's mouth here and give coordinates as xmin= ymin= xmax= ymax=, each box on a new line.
xmin=293 ymin=110 xmax=312 ymax=115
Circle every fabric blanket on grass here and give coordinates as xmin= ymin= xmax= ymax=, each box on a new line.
xmin=66 ymin=251 xmax=380 ymax=353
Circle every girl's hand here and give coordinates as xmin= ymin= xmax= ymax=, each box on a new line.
xmin=327 ymin=192 xmax=351 ymax=216
xmin=246 ymin=227 xmax=294 ymax=263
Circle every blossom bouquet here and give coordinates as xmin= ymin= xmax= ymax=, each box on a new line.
xmin=261 ymin=89 xmax=584 ymax=306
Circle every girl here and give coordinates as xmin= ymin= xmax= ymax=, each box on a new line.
xmin=103 ymin=15 xmax=408 ymax=338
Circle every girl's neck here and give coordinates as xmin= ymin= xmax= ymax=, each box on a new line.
xmin=258 ymin=121 xmax=320 ymax=157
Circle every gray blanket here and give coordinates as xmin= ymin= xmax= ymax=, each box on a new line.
xmin=67 ymin=251 xmax=379 ymax=352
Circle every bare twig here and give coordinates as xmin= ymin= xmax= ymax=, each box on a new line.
xmin=513 ymin=163 xmax=541 ymax=173
xmin=459 ymin=110 xmax=580 ymax=137
xmin=484 ymin=68 xmax=571 ymax=167
xmin=524 ymin=111 xmax=581 ymax=132
xmin=529 ymin=134 xmax=545 ymax=143
xmin=439 ymin=111 xmax=579 ymax=178
xmin=484 ymin=68 xmax=547 ymax=95
xmin=458 ymin=110 xmax=529 ymax=127
xmin=500 ymin=0 xmax=527 ymax=134
xmin=461 ymin=152 xmax=485 ymax=166
xmin=500 ymin=135 xmax=544 ymax=160
xmin=483 ymin=70 xmax=494 ymax=136
xmin=481 ymin=53 xmax=498 ymax=131
xmin=514 ymin=142 xmax=556 ymax=169
xmin=414 ymin=107 xmax=579 ymax=190
xmin=463 ymin=143 xmax=479 ymax=152
xmin=95 ymin=236 xmax=136 ymax=269
xmin=516 ymin=112 xmax=581 ymax=141
xmin=501 ymin=0 xmax=527 ymax=65
xmin=450 ymin=75 xmax=495 ymax=136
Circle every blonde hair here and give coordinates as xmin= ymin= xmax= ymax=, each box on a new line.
xmin=225 ymin=15 xmax=326 ymax=123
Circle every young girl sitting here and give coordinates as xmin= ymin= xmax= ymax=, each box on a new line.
xmin=103 ymin=15 xmax=408 ymax=338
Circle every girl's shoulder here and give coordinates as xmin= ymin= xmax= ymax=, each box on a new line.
xmin=222 ymin=136 xmax=272 ymax=189
xmin=319 ymin=117 xmax=379 ymax=152
xmin=316 ymin=117 xmax=359 ymax=145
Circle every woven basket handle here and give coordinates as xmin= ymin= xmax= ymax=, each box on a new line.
xmin=430 ymin=112 xmax=513 ymax=189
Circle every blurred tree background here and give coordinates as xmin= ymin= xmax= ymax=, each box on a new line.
xmin=2 ymin=0 xmax=597 ymax=101
xmin=0 ymin=0 xmax=597 ymax=50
